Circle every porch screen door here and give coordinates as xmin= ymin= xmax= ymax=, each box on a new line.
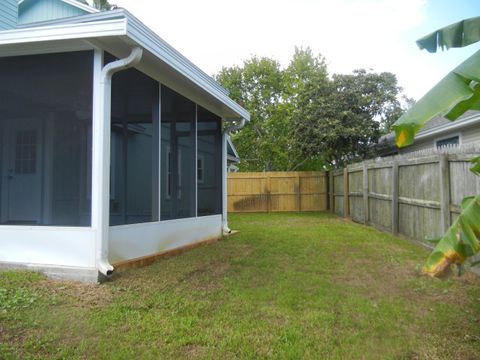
xmin=1 ymin=118 xmax=43 ymax=224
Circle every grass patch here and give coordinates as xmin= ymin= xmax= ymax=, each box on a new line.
xmin=0 ymin=212 xmax=479 ymax=359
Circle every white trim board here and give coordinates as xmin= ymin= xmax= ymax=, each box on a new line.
xmin=109 ymin=215 xmax=222 ymax=263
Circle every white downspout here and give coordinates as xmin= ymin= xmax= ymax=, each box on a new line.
xmin=222 ymin=118 xmax=245 ymax=234
xmin=94 ymin=47 xmax=143 ymax=276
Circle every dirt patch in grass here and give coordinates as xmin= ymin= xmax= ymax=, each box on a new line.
xmin=180 ymin=261 xmax=230 ymax=292
xmin=34 ymin=278 xmax=113 ymax=308
xmin=333 ymin=255 xmax=480 ymax=308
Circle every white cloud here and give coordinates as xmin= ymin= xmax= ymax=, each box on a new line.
xmin=108 ymin=0 xmax=477 ymax=100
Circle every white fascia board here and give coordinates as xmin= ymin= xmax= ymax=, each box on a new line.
xmin=0 ymin=18 xmax=127 ymax=45
xmin=415 ymin=114 xmax=480 ymax=141
xmin=125 ymin=15 xmax=250 ymax=121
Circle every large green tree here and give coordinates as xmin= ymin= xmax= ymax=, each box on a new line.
xmin=293 ymin=69 xmax=407 ymax=168
xmin=216 ymin=48 xmax=409 ymax=171
xmin=216 ymin=57 xmax=289 ymax=171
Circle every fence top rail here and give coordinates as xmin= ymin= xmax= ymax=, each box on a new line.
xmin=335 ymin=143 xmax=479 ymax=170
xmin=331 ymin=169 xmax=344 ymax=176
xmin=228 ymin=171 xmax=327 ymax=178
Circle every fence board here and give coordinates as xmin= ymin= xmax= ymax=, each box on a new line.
xmin=228 ymin=171 xmax=327 ymax=213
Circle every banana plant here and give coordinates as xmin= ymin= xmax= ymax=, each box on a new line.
xmin=393 ymin=16 xmax=480 ymax=277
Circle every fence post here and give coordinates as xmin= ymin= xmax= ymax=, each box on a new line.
xmin=391 ymin=161 xmax=399 ymax=235
xmin=439 ymin=154 xmax=451 ymax=233
xmin=343 ymin=167 xmax=349 ymax=218
xmin=266 ymin=174 xmax=271 ymax=213
xmin=363 ymin=162 xmax=369 ymax=224
xmin=329 ymin=171 xmax=334 ymax=213
xmin=295 ymin=174 xmax=301 ymax=211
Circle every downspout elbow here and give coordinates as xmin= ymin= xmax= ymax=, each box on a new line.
xmin=101 ymin=47 xmax=143 ymax=81
xmin=98 ymin=260 xmax=114 ymax=277
xmin=224 ymin=118 xmax=246 ymax=135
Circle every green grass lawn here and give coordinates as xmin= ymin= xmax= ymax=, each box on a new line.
xmin=1 ymin=212 xmax=480 ymax=359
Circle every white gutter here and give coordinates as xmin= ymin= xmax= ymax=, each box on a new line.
xmin=0 ymin=18 xmax=128 ymax=45
xmin=222 ymin=118 xmax=246 ymax=234
xmin=95 ymin=47 xmax=143 ymax=276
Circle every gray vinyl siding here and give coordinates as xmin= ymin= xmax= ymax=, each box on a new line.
xmin=399 ymin=122 xmax=480 ymax=154
xmin=0 ymin=0 xmax=18 ymax=30
xmin=461 ymin=123 xmax=480 ymax=144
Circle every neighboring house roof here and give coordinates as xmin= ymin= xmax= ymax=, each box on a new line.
xmin=377 ymin=110 xmax=480 ymax=154
xmin=18 ymin=0 xmax=99 ymax=14
xmin=0 ymin=8 xmax=250 ymax=121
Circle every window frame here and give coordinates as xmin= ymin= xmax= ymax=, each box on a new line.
xmin=434 ymin=133 xmax=461 ymax=149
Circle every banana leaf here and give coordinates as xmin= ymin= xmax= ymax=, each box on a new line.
xmin=417 ymin=16 xmax=480 ymax=53
xmin=392 ymin=19 xmax=480 ymax=277
xmin=423 ymin=194 xmax=480 ymax=277
xmin=392 ymin=49 xmax=480 ymax=148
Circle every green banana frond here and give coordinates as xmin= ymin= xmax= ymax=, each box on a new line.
xmin=422 ymin=194 xmax=480 ymax=277
xmin=417 ymin=16 xmax=480 ymax=53
xmin=393 ymin=50 xmax=480 ymax=148
xmin=470 ymin=156 xmax=480 ymax=175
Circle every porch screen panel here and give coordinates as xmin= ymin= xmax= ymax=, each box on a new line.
xmin=110 ymin=67 xmax=159 ymax=225
xmin=197 ymin=106 xmax=222 ymax=216
xmin=0 ymin=51 xmax=93 ymax=226
xmin=160 ymin=86 xmax=196 ymax=220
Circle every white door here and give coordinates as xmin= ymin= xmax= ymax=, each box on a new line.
xmin=2 ymin=118 xmax=43 ymax=224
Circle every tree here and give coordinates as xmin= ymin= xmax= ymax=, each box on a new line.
xmin=293 ymin=69 xmax=406 ymax=168
xmin=216 ymin=48 xmax=409 ymax=170
xmin=216 ymin=57 xmax=289 ymax=171
xmin=91 ymin=0 xmax=114 ymax=10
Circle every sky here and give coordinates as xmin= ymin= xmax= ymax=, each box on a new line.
xmin=101 ymin=0 xmax=480 ymax=100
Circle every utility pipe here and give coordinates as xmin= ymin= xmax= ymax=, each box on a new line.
xmin=222 ymin=118 xmax=246 ymax=234
xmin=95 ymin=47 xmax=143 ymax=276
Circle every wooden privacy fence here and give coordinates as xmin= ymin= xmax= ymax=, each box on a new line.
xmin=228 ymin=171 xmax=328 ymax=212
xmin=329 ymin=149 xmax=480 ymax=247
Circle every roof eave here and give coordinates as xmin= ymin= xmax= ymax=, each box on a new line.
xmin=414 ymin=113 xmax=480 ymax=141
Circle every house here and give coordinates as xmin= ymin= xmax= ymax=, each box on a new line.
xmin=377 ymin=110 xmax=480 ymax=156
xmin=0 ymin=0 xmax=250 ymax=282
